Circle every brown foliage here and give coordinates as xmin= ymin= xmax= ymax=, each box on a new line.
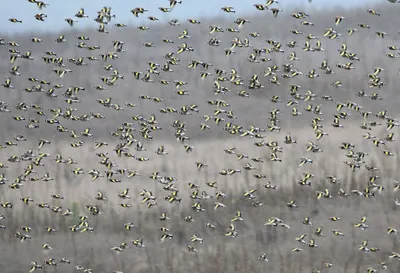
xmin=0 ymin=2 xmax=400 ymax=273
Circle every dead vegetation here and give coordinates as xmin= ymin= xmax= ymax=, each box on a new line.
xmin=0 ymin=2 xmax=400 ymax=273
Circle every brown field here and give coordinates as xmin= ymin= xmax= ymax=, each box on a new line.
xmin=1 ymin=2 xmax=400 ymax=273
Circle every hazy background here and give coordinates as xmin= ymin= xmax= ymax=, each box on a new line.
xmin=2 ymin=0 xmax=382 ymax=34
xmin=1 ymin=1 xmax=400 ymax=273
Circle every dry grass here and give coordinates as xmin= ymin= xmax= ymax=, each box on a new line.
xmin=1 ymin=2 xmax=400 ymax=273
xmin=0 ymin=132 xmax=399 ymax=273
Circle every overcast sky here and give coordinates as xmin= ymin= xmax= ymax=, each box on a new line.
xmin=1 ymin=0 xmax=383 ymax=35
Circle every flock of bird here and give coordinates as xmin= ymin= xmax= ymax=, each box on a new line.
xmin=1 ymin=0 xmax=400 ymax=272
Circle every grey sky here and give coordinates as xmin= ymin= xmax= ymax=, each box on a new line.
xmin=2 ymin=0 xmax=383 ymax=35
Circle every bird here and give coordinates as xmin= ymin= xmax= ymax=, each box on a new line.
xmin=34 ymin=13 xmax=47 ymax=21
xmin=0 ymin=2 xmax=398 ymax=272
